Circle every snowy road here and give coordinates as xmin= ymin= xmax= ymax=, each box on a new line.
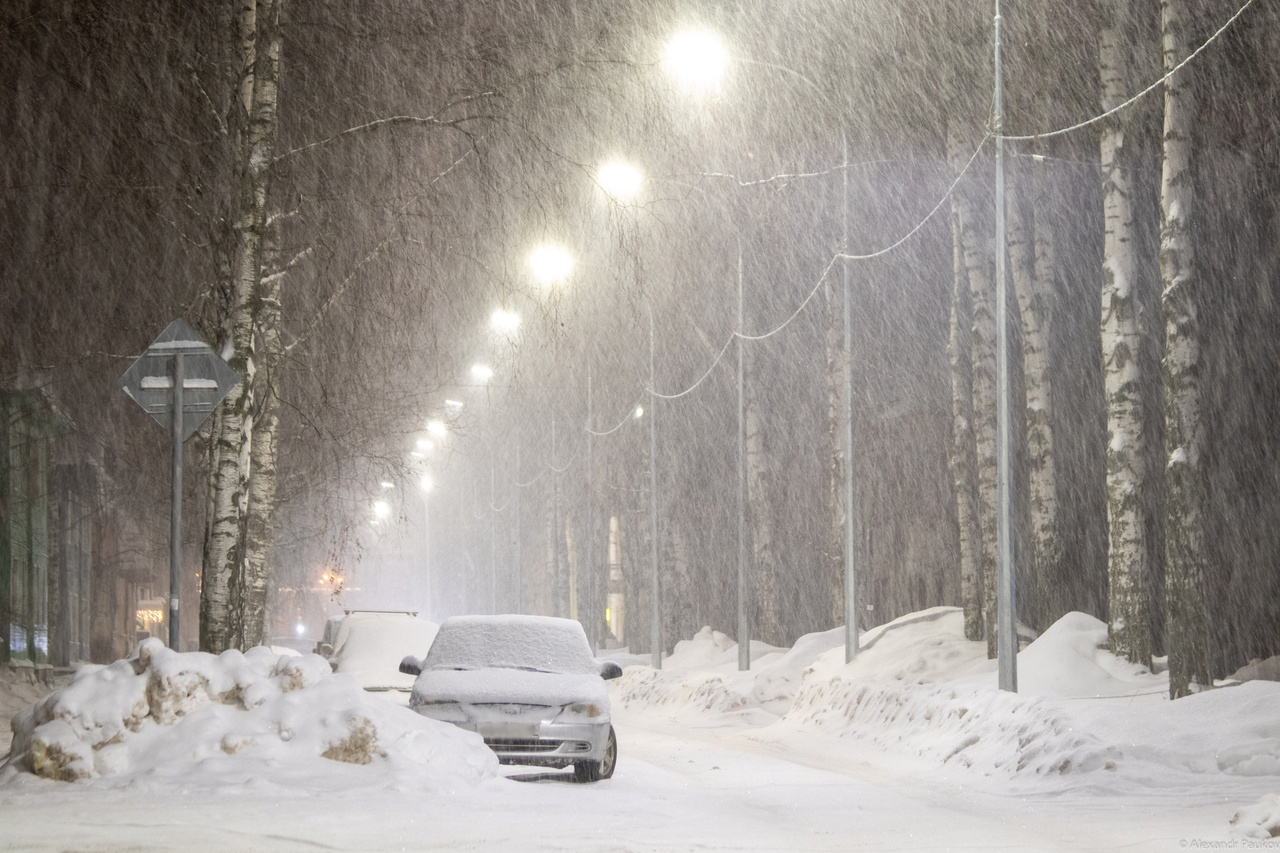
xmin=1 ymin=710 xmax=1237 ymax=851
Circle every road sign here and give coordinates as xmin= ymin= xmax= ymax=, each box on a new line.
xmin=120 ymin=318 xmax=241 ymax=651
xmin=120 ymin=318 xmax=240 ymax=441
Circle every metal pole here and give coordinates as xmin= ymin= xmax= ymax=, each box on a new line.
xmin=586 ymin=364 xmax=596 ymax=651
xmin=994 ymin=0 xmax=1018 ymax=692
xmin=737 ymin=238 xmax=750 ymax=672
xmin=553 ymin=408 xmax=562 ymax=617
xmin=488 ymin=392 xmax=496 ymax=614
xmin=168 ymin=353 xmax=183 ymax=650
xmin=842 ymin=130 xmax=859 ymax=663
xmin=649 ymin=306 xmax=661 ymax=670
xmin=430 ymin=491 xmax=435 ymax=617
xmin=515 ymin=435 xmax=523 ymax=613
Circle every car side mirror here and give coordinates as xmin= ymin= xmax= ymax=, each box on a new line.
xmin=399 ymin=655 xmax=423 ymax=676
xmin=316 ymin=642 xmax=334 ymax=658
xmin=598 ymin=661 xmax=623 ymax=680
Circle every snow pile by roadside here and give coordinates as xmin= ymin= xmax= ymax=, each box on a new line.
xmin=613 ymin=608 xmax=1280 ymax=784
xmin=3 ymin=638 xmax=497 ymax=791
xmin=782 ymin=677 xmax=1120 ymax=776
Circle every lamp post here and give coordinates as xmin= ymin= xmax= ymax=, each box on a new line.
xmin=593 ymin=164 xmax=667 ymax=668
xmin=993 ymin=0 xmax=1018 ymax=692
xmin=420 ymin=474 xmax=433 ymax=618
xmin=663 ymin=29 xmax=856 ymax=667
xmin=472 ymin=362 xmax=497 ymax=613
xmin=595 ymin=158 xmax=662 ymax=664
xmin=528 ymin=243 xmax=575 ymax=620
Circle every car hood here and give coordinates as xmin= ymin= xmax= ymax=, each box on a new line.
xmin=411 ymin=667 xmax=609 ymax=709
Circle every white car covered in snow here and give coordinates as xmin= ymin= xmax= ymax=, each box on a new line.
xmin=325 ymin=610 xmax=438 ymax=704
xmin=402 ymin=614 xmax=622 ymax=782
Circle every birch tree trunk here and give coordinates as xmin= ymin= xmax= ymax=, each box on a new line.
xmin=239 ymin=214 xmax=291 ymax=649
xmin=201 ymin=0 xmax=285 ymax=652
xmin=949 ymin=200 xmax=984 ymax=643
xmin=746 ymin=352 xmax=784 ymax=646
xmin=824 ymin=280 xmax=848 ymax=629
xmin=949 ymin=122 xmax=998 ymax=656
xmin=1100 ymin=0 xmax=1152 ymax=667
xmin=1159 ymin=0 xmax=1212 ymax=697
xmin=1027 ymin=164 xmax=1063 ymax=627
xmin=1009 ymin=175 xmax=1062 ymax=629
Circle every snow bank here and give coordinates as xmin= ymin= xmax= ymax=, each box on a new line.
xmin=782 ymin=677 xmax=1120 ymax=776
xmin=3 ymin=638 xmax=496 ymax=791
xmin=612 ymin=609 xmax=1280 ymax=786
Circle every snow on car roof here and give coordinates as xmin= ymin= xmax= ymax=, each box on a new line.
xmin=425 ymin=615 xmax=597 ymax=675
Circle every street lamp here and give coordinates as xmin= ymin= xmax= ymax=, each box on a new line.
xmin=664 ymin=28 xmax=858 ymax=669
xmin=491 ymin=308 xmax=520 ymax=335
xmin=597 ymin=159 xmax=645 ymax=202
xmin=663 ymin=29 xmax=729 ymax=95
xmin=372 ymin=500 xmax=391 ymax=523
xmin=528 ymin=243 xmax=574 ymax=286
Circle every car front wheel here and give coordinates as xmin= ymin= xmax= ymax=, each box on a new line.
xmin=574 ymin=725 xmax=617 ymax=783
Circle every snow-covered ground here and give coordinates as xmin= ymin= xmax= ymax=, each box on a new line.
xmin=3 ymin=608 xmax=1278 ymax=850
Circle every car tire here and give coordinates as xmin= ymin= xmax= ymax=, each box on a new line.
xmin=574 ymin=725 xmax=617 ymax=783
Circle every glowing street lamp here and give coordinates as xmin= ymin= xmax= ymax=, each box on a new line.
xmin=372 ymin=500 xmax=391 ymax=522
xmin=426 ymin=419 xmax=448 ymax=439
xmin=597 ymin=159 xmax=644 ymax=202
xmin=663 ymin=29 xmax=729 ymax=95
xmin=527 ymin=243 xmax=574 ymax=285
xmin=471 ymin=363 xmax=494 ymax=383
xmin=491 ymin=308 xmax=520 ymax=335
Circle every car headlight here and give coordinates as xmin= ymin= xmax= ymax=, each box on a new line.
xmin=558 ymin=702 xmax=603 ymax=721
xmin=414 ymin=700 xmax=467 ymax=722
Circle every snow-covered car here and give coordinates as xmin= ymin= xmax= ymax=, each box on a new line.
xmin=326 ymin=610 xmax=438 ymax=704
xmin=402 ymin=614 xmax=623 ymax=782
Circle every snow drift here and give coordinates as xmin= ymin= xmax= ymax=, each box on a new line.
xmin=4 ymin=638 xmax=497 ymax=790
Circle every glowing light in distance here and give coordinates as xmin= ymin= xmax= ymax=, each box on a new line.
xmin=380 ymin=481 xmax=395 ymax=490
xmin=427 ymin=419 xmax=447 ymax=438
xmin=491 ymin=309 xmax=520 ymax=334
xmin=295 ymin=622 xmax=306 ymax=637
xmin=373 ymin=500 xmax=391 ymax=521
xmin=634 ymin=405 xmax=644 ymax=419
xmin=416 ymin=438 xmax=434 ymax=451
xmin=598 ymin=159 xmax=644 ymax=201
xmin=445 ymin=400 xmax=464 ymax=410
xmin=527 ymin=244 xmax=574 ymax=285
xmin=471 ymin=363 xmax=494 ymax=383
xmin=663 ymin=29 xmax=729 ymax=94
xmin=420 ymin=475 xmax=434 ymax=494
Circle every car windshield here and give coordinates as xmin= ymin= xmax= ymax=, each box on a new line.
xmin=424 ymin=615 xmax=597 ymax=676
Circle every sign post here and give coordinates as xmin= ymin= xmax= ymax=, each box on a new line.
xmin=120 ymin=318 xmax=240 ymax=650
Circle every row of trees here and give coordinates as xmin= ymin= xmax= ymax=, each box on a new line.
xmin=4 ymin=1 xmax=1277 ymax=699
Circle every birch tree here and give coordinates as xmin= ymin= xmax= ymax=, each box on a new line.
xmin=746 ymin=347 xmax=785 ymax=647
xmin=1159 ymin=0 xmax=1212 ymax=698
xmin=201 ymin=0 xmax=285 ymax=653
xmin=1009 ymin=168 xmax=1062 ymax=629
xmin=948 ymin=199 xmax=985 ymax=643
xmin=1099 ymin=0 xmax=1152 ymax=667
xmin=948 ymin=122 xmax=999 ymax=657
